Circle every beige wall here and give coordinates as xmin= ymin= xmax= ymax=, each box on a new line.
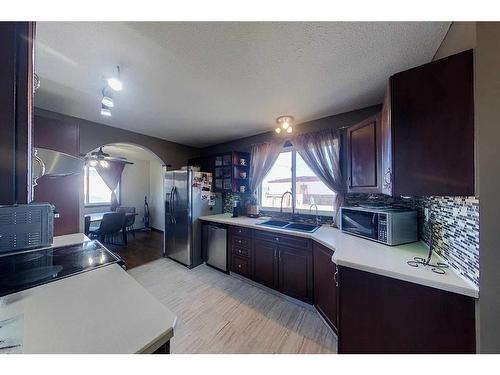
xmin=433 ymin=22 xmax=476 ymax=61
xmin=149 ymin=160 xmax=165 ymax=231
xmin=476 ymin=22 xmax=500 ymax=353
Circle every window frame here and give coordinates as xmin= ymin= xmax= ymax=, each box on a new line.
xmin=258 ymin=146 xmax=336 ymax=217
xmin=84 ymin=164 xmax=121 ymax=207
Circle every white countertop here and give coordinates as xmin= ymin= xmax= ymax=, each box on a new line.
xmin=200 ymin=214 xmax=479 ymax=298
xmin=0 ymin=233 xmax=177 ymax=353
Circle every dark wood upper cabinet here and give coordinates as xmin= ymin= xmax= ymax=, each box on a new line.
xmin=252 ymin=239 xmax=278 ymax=290
xmin=313 ymin=242 xmax=338 ymax=332
xmin=347 ymin=50 xmax=474 ymax=196
xmin=387 ymin=49 xmax=475 ymax=196
xmin=347 ymin=114 xmax=382 ymax=193
xmin=0 ymin=22 xmax=35 ymax=205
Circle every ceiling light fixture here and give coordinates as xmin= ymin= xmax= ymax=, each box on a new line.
xmin=101 ymin=88 xmax=114 ymax=108
xmin=275 ymin=115 xmax=294 ymax=135
xmin=107 ymin=65 xmax=123 ymax=91
xmin=101 ymin=105 xmax=112 ymax=117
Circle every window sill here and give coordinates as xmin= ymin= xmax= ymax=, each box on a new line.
xmin=84 ymin=203 xmax=113 ymax=208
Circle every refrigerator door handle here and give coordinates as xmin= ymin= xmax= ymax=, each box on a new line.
xmin=171 ymin=186 xmax=177 ymax=224
xmin=167 ymin=186 xmax=175 ymax=223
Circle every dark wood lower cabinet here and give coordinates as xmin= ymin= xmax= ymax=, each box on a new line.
xmin=278 ymin=245 xmax=313 ymax=304
xmin=252 ymin=239 xmax=278 ymax=289
xmin=313 ymin=242 xmax=338 ymax=332
xmin=337 ymin=266 xmax=476 ymax=354
xmin=225 ymin=225 xmax=477 ymax=353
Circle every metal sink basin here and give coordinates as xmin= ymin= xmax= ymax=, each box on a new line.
xmin=284 ymin=223 xmax=320 ymax=233
xmin=258 ymin=220 xmax=290 ymax=228
xmin=258 ymin=220 xmax=320 ymax=233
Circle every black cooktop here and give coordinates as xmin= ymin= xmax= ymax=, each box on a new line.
xmin=0 ymin=240 xmax=123 ymax=297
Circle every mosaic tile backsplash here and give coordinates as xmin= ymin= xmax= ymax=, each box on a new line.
xmin=346 ymin=194 xmax=480 ymax=287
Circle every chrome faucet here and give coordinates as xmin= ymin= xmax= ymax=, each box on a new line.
xmin=309 ymin=204 xmax=320 ymax=225
xmin=280 ymin=191 xmax=294 ymax=217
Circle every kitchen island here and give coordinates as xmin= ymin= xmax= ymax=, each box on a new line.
xmin=0 ymin=233 xmax=176 ymax=354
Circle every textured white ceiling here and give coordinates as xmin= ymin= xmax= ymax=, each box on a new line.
xmin=35 ymin=22 xmax=450 ymax=148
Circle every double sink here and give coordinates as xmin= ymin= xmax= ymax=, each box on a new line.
xmin=257 ymin=220 xmax=320 ymax=233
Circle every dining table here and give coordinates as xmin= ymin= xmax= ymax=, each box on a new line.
xmin=85 ymin=211 xmax=138 ymax=245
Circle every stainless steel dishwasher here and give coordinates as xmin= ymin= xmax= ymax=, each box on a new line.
xmin=204 ymin=223 xmax=228 ymax=272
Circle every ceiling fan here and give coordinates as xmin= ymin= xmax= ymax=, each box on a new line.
xmin=85 ymin=147 xmax=134 ymax=167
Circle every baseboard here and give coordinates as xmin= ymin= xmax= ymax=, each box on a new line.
xmin=229 ymin=272 xmax=314 ymax=311
xmin=314 ymin=307 xmax=338 ymax=339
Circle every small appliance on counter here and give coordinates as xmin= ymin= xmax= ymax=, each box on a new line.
xmin=340 ymin=206 xmax=417 ymax=246
xmin=0 ymin=203 xmax=55 ymax=254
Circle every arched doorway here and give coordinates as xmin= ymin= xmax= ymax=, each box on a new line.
xmin=82 ymin=143 xmax=165 ymax=269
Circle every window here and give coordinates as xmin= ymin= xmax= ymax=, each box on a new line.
xmin=260 ymin=149 xmax=336 ymax=215
xmin=84 ymin=165 xmax=120 ymax=206
xmin=261 ymin=151 xmax=293 ymax=211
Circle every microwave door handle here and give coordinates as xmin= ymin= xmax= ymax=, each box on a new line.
xmin=372 ymin=213 xmax=379 ymax=237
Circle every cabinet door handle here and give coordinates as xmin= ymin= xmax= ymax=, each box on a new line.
xmin=334 ymin=269 xmax=339 ymax=287
xmin=274 ymin=249 xmax=277 ymax=258
xmin=238 ymin=264 xmax=242 ymax=269
xmin=274 ymin=237 xmax=279 ymax=242
xmin=238 ymin=250 xmax=242 ymax=254
xmin=278 ymin=250 xmax=281 ymax=261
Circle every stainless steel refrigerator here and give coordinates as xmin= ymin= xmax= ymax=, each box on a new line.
xmin=164 ymin=169 xmax=215 ymax=268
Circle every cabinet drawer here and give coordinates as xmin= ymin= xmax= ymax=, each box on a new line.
xmin=254 ymin=230 xmax=311 ymax=251
xmin=229 ymin=226 xmax=252 ymax=238
xmin=231 ymin=254 xmax=250 ymax=277
xmin=231 ymin=235 xmax=251 ymax=250
xmin=232 ymin=245 xmax=250 ymax=258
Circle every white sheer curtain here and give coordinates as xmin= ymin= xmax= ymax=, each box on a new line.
xmin=292 ymin=129 xmax=345 ymax=224
xmin=249 ymin=140 xmax=285 ymax=195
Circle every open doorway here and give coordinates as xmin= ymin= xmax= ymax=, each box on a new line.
xmin=82 ymin=142 xmax=165 ymax=269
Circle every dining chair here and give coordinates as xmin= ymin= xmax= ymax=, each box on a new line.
xmin=84 ymin=216 xmax=91 ymax=235
xmin=116 ymin=206 xmax=136 ymax=240
xmin=88 ymin=212 xmax=126 ymax=244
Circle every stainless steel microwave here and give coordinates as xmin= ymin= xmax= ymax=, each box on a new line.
xmin=340 ymin=206 xmax=417 ymax=246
